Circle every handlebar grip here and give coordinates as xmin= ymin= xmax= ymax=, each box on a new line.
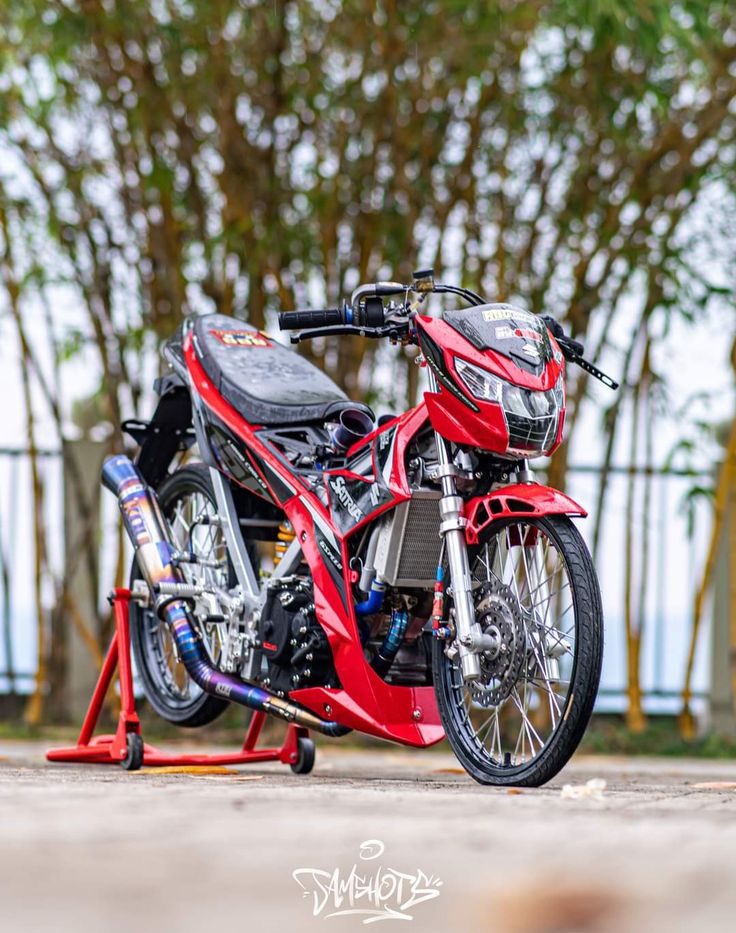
xmin=278 ymin=308 xmax=345 ymax=330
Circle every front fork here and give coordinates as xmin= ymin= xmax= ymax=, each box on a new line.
xmin=432 ymin=416 xmax=482 ymax=684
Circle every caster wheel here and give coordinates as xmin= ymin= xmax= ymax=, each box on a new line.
xmin=290 ymin=736 xmax=316 ymax=775
xmin=121 ymin=733 xmax=144 ymax=771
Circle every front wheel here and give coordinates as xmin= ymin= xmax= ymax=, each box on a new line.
xmin=433 ymin=515 xmax=603 ymax=787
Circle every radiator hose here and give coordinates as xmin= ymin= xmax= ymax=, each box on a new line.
xmin=102 ymin=455 xmax=349 ymax=737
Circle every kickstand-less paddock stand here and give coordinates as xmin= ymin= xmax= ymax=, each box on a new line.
xmin=47 ymin=588 xmax=312 ymax=772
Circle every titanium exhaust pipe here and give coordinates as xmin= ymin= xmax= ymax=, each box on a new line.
xmin=102 ymin=455 xmax=349 ymax=737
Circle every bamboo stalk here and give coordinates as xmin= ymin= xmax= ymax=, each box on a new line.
xmin=624 ymin=342 xmax=646 ymax=733
xmin=679 ymin=416 xmax=736 ymax=738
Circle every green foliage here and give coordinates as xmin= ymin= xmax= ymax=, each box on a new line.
xmin=1 ymin=0 xmax=735 ymax=413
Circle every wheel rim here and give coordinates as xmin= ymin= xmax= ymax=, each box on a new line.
xmin=138 ymin=489 xmax=229 ymax=709
xmin=442 ymin=520 xmax=577 ymax=770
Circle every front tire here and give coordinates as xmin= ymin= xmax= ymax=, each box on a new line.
xmin=433 ymin=515 xmax=603 ymax=787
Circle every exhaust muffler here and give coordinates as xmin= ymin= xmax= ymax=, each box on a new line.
xmin=102 ymin=455 xmax=349 ymax=737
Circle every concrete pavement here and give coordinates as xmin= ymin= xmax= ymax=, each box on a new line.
xmin=1 ymin=740 xmax=735 ymax=932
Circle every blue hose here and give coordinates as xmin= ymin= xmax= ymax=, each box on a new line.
xmin=355 ymin=578 xmax=386 ymax=616
xmin=371 ymin=609 xmax=409 ymax=678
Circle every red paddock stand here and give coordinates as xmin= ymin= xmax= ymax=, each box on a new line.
xmin=47 ymin=588 xmax=313 ymax=773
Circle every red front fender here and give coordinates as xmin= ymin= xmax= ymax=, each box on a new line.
xmin=464 ymin=483 xmax=587 ymax=545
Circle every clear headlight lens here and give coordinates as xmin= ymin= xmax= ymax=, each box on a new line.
xmin=454 ymin=356 xmax=564 ymax=455
xmin=454 ymin=357 xmax=504 ymax=403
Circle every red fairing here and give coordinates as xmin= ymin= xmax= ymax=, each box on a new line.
xmin=184 ymin=333 xmax=443 ymax=747
xmin=416 ymin=314 xmax=566 ymax=457
xmin=181 ymin=316 xmax=576 ymax=749
xmin=464 ymin=484 xmax=587 ymax=545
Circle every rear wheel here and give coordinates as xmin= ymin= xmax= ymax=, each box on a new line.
xmin=433 ymin=515 xmax=603 ymax=786
xmin=130 ymin=464 xmax=230 ymax=728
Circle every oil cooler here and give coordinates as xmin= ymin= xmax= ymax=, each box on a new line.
xmin=373 ymin=491 xmax=443 ymax=588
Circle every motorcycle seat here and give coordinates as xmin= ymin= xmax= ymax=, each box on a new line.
xmin=191 ymin=313 xmax=374 ymax=427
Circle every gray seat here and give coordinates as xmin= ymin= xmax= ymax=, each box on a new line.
xmin=192 ymin=314 xmax=373 ymax=427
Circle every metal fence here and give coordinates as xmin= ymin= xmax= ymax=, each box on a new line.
xmin=0 ymin=447 xmax=64 ymax=695
xmin=0 ymin=447 xmax=717 ymax=720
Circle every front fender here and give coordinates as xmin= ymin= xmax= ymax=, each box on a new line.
xmin=464 ymin=483 xmax=587 ymax=545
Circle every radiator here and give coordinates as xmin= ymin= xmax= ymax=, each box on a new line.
xmin=373 ymin=491 xmax=443 ymax=588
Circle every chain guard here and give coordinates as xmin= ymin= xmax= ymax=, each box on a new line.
xmin=469 ymin=579 xmax=527 ymax=707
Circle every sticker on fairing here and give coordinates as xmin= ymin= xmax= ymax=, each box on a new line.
xmin=211 ymin=329 xmax=271 ymax=348
xmin=495 ymin=325 xmax=542 ymax=343
xmin=482 ymin=308 xmax=516 ymax=322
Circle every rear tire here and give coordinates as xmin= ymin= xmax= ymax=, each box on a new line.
xmin=130 ymin=464 xmax=230 ymax=728
xmin=433 ymin=515 xmax=603 ymax=787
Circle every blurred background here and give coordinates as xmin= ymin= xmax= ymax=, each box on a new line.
xmin=0 ymin=0 xmax=735 ymax=751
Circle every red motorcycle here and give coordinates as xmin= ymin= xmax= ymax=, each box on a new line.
xmin=105 ymin=269 xmax=615 ymax=785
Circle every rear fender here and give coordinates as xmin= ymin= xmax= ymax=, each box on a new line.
xmin=464 ymin=483 xmax=586 ymax=545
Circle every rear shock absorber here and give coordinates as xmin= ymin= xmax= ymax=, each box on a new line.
xmin=275 ymin=520 xmax=296 ymax=566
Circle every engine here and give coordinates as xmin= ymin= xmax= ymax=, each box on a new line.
xmin=362 ymin=607 xmax=433 ymax=686
xmin=260 ymin=579 xmax=338 ymax=696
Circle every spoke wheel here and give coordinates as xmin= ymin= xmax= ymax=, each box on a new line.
xmin=130 ymin=464 xmax=231 ymax=727
xmin=433 ymin=515 xmax=603 ymax=786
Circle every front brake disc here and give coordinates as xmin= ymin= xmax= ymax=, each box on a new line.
xmin=469 ymin=579 xmax=526 ymax=707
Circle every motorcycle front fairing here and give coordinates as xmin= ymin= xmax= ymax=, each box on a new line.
xmin=415 ymin=313 xmax=566 ymax=456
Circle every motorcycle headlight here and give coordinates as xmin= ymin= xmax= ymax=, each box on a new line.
xmin=453 ymin=357 xmax=504 ymax=403
xmin=454 ymin=357 xmax=564 ymax=456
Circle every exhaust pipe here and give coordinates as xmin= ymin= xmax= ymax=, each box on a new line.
xmin=102 ymin=455 xmax=349 ymax=737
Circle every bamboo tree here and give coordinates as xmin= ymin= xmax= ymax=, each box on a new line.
xmin=0 ymin=209 xmax=51 ymax=724
xmin=1 ymin=1 xmax=736 ymax=728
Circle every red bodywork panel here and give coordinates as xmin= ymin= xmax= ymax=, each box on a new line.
xmin=416 ymin=315 xmax=566 ymax=456
xmin=182 ymin=315 xmax=580 ymax=748
xmin=464 ymin=484 xmax=587 ymax=545
xmin=185 ymin=334 xmax=444 ymax=747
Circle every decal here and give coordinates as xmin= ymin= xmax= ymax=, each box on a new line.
xmin=327 ymin=471 xmax=392 ymax=534
xmin=495 ymin=325 xmax=542 ymax=343
xmin=211 ymin=329 xmax=271 ymax=348
xmin=301 ymin=498 xmax=347 ymax=606
xmin=317 ymin=535 xmax=343 ymax=572
xmin=481 ymin=308 xmax=516 ymax=322
xmin=328 ymin=476 xmax=364 ymax=524
xmin=375 ymin=426 xmax=397 ymax=486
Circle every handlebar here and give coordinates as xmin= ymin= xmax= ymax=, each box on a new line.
xmin=278 ymin=295 xmax=388 ymax=333
xmin=278 ymin=308 xmax=346 ymax=330
xmin=276 ymin=273 xmax=618 ymax=390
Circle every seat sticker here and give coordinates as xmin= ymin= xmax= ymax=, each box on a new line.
xmin=211 ymin=329 xmax=271 ymax=348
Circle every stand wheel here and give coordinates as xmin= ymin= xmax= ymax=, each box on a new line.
xmin=121 ymin=733 xmax=144 ymax=771
xmin=290 ymin=736 xmax=316 ymax=775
